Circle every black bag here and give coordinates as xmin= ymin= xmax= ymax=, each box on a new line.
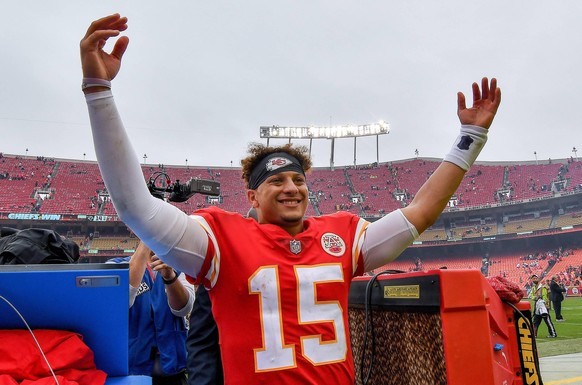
xmin=0 ymin=227 xmax=80 ymax=264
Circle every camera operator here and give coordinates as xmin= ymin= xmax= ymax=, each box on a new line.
xmin=108 ymin=241 xmax=195 ymax=384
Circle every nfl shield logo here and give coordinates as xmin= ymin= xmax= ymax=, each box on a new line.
xmin=290 ymin=240 xmax=302 ymax=255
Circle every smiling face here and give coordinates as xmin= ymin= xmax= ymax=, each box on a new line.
xmin=247 ymin=171 xmax=309 ymax=236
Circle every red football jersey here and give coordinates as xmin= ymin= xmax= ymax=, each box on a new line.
xmin=192 ymin=207 xmax=369 ymax=385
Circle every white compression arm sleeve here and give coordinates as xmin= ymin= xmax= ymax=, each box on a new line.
xmin=362 ymin=209 xmax=419 ymax=272
xmin=85 ymin=91 xmax=208 ymax=277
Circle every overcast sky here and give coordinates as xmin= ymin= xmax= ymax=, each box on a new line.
xmin=1 ymin=1 xmax=581 ymax=168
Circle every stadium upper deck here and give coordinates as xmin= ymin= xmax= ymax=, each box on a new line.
xmin=1 ymin=152 xmax=581 ymax=244
xmin=2 ymin=152 xmax=581 ymax=289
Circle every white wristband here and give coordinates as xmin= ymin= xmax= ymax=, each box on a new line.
xmin=443 ymin=125 xmax=488 ymax=171
xmin=85 ymin=90 xmax=113 ymax=102
xmin=82 ymin=78 xmax=111 ymax=91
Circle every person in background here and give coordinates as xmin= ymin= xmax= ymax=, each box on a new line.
xmin=549 ymin=275 xmax=567 ymax=322
xmin=81 ymin=14 xmax=501 ymax=384
xmin=108 ymin=242 xmax=195 ymax=384
xmin=529 ymin=274 xmax=557 ymax=338
xmin=186 ymin=285 xmax=223 ymax=385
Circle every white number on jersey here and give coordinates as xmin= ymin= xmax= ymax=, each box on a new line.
xmin=249 ymin=263 xmax=347 ymax=372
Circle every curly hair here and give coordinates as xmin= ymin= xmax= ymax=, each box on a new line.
xmin=241 ymin=142 xmax=312 ymax=189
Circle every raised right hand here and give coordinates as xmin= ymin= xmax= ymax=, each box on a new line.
xmin=80 ymin=14 xmax=129 ymax=83
xmin=457 ymin=77 xmax=501 ymax=130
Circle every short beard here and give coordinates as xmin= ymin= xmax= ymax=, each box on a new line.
xmin=281 ymin=213 xmax=304 ymax=223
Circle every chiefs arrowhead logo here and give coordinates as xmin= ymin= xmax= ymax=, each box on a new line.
xmin=266 ymin=157 xmax=293 ymax=171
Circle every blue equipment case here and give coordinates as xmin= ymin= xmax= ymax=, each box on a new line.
xmin=0 ymin=263 xmax=151 ymax=384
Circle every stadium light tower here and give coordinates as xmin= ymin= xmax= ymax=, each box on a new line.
xmin=534 ymin=151 xmax=538 ymax=165
xmin=143 ymin=153 xmax=147 ymax=165
xmin=573 ymin=147 xmax=578 ymax=161
xmin=259 ymin=120 xmax=390 ymax=169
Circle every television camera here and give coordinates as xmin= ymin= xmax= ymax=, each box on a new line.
xmin=147 ymin=172 xmax=220 ymax=202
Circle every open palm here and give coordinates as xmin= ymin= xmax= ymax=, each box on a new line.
xmin=457 ymin=77 xmax=501 ymax=129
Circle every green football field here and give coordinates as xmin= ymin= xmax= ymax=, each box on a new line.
xmin=534 ymin=296 xmax=582 ymax=357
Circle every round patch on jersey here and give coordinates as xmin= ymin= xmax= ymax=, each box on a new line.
xmin=321 ymin=232 xmax=346 ymax=257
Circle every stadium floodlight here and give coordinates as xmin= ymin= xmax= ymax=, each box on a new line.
xmin=259 ymin=120 xmax=390 ymax=169
xmin=260 ymin=120 xmax=389 ymax=139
